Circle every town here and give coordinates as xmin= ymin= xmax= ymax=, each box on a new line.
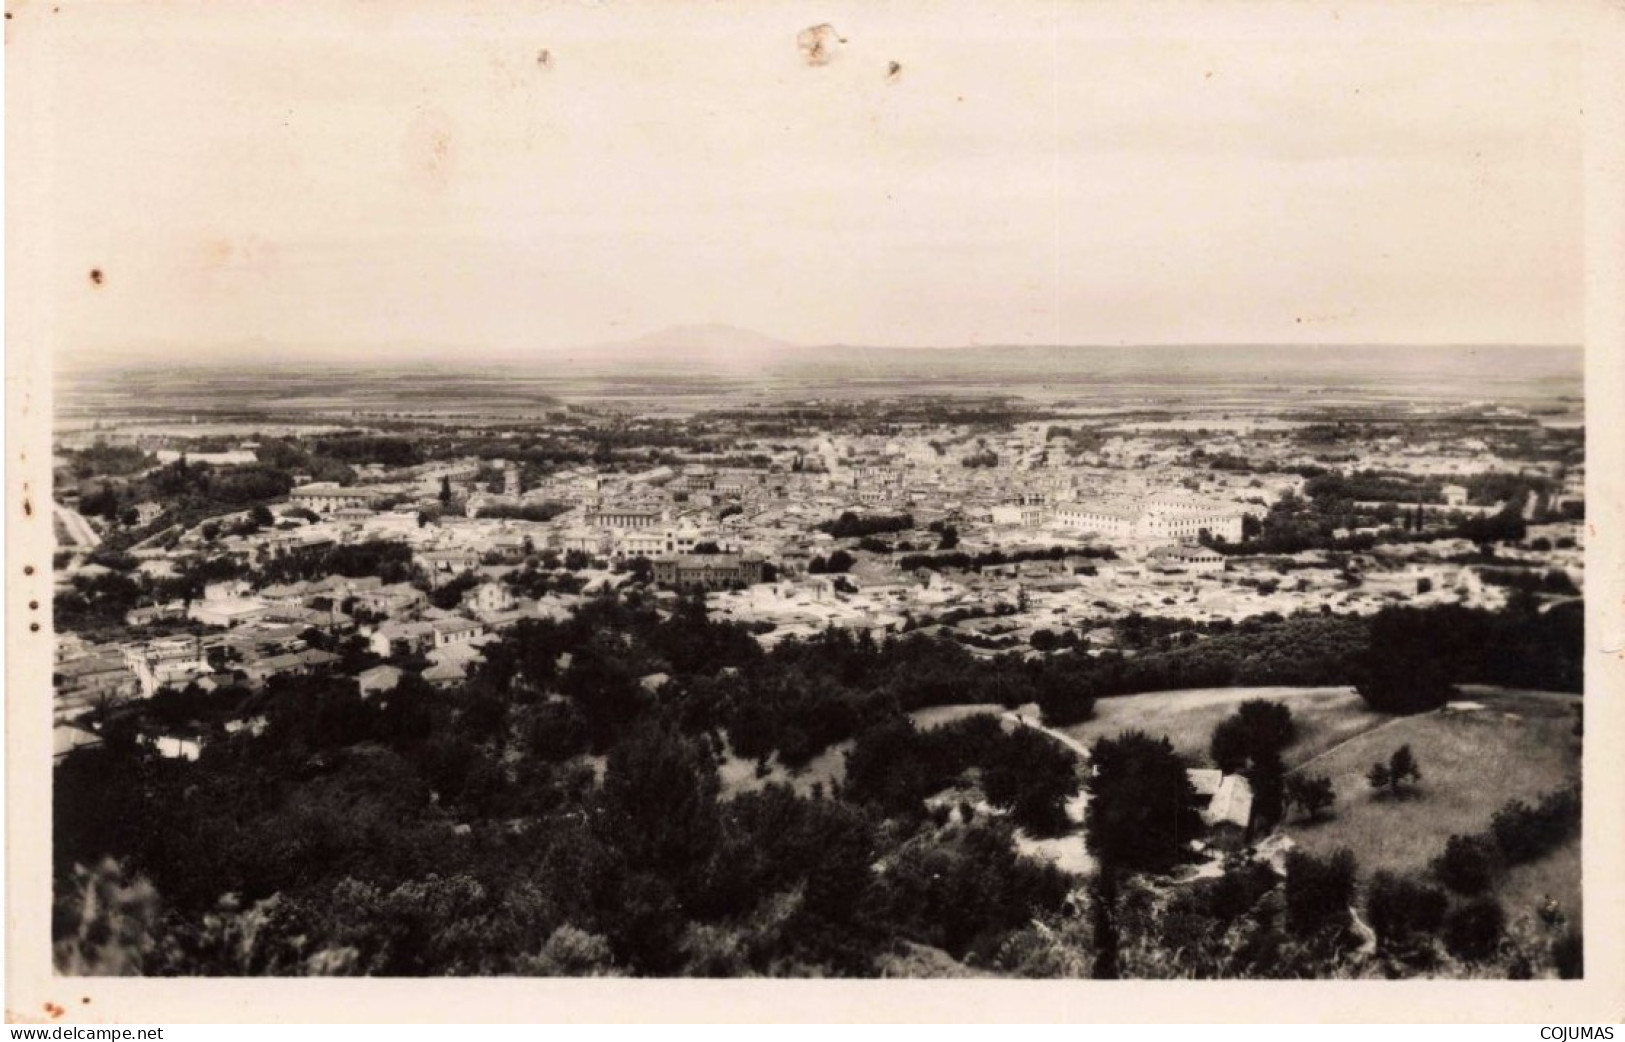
xmin=52 ymin=390 xmax=1583 ymax=716
xmin=48 ymin=368 xmax=1586 ymax=980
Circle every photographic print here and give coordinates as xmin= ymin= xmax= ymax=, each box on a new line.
xmin=7 ymin=0 xmax=1624 ymax=1021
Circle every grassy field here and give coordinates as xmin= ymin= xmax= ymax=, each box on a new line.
xmin=1042 ymin=684 xmax=1581 ymax=923
xmin=1280 ymin=690 xmax=1581 ymax=917
xmin=1498 ymin=836 xmax=1582 ymax=929
xmin=1058 ymin=686 xmax=1386 ymax=769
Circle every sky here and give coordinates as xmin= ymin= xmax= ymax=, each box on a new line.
xmin=13 ymin=0 xmax=1589 ymax=360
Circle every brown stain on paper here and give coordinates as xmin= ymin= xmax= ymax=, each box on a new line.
xmin=796 ymin=24 xmax=845 ymax=67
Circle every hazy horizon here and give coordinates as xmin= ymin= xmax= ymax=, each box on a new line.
xmin=56 ymin=328 xmax=1587 ymax=374
xmin=55 ymin=340 xmax=1583 ymax=421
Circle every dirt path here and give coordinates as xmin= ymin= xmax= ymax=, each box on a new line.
xmin=54 ymin=504 xmax=102 ymax=550
xmin=1287 ymin=713 xmax=1413 ymax=775
xmin=1003 ymin=710 xmax=1092 ymax=761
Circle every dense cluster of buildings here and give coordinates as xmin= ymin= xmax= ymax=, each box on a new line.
xmin=50 ymin=407 xmax=1586 ymax=763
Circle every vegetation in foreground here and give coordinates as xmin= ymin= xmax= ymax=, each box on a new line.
xmin=53 ymin=594 xmax=1582 ymax=977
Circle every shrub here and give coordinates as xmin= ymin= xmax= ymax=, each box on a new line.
xmin=1366 ymin=872 xmax=1448 ymax=955
xmin=1489 ymin=785 xmax=1581 ymax=866
xmin=1443 ymin=896 xmax=1505 ymax=963
xmin=1431 ymin=834 xmax=1497 ymax=895
xmin=1283 ymin=848 xmax=1357 ymax=940
xmin=1552 ymin=927 xmax=1583 ymax=980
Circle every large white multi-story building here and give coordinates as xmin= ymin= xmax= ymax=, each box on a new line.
xmin=1139 ymin=498 xmax=1245 ymax=544
xmin=1054 ymin=497 xmax=1244 ymax=545
xmin=290 ymin=483 xmax=383 ymax=513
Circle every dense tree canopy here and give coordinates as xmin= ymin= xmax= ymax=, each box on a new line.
xmin=1085 ymin=731 xmax=1200 ymax=872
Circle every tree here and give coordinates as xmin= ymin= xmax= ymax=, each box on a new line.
xmin=1209 ymin=717 xmax=1252 ymax=774
xmin=249 ymin=504 xmax=274 ymax=528
xmin=1355 ymin=608 xmax=1456 ymax=714
xmin=1086 ymin=731 xmax=1202 ymax=872
xmin=1369 ymin=745 xmax=1421 ymax=800
xmin=1090 ymin=865 xmax=1120 ymax=980
xmin=595 ymin=724 xmax=721 ymax=887
xmin=1285 ymin=773 xmax=1335 ymax=822
xmin=1209 ymin=701 xmax=1294 ymax=833
xmin=1210 ymin=700 xmax=1294 ymax=772
xmin=1036 ymin=674 xmax=1094 ymax=728
xmin=1245 ymin=748 xmax=1286 ymax=832
xmin=525 ymin=700 xmax=590 ymax=762
xmin=983 ymin=727 xmax=1079 ymax=837
xmin=439 ymin=475 xmax=452 ymax=505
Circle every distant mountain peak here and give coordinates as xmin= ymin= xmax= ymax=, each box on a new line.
xmin=598 ymin=323 xmax=797 ymax=354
